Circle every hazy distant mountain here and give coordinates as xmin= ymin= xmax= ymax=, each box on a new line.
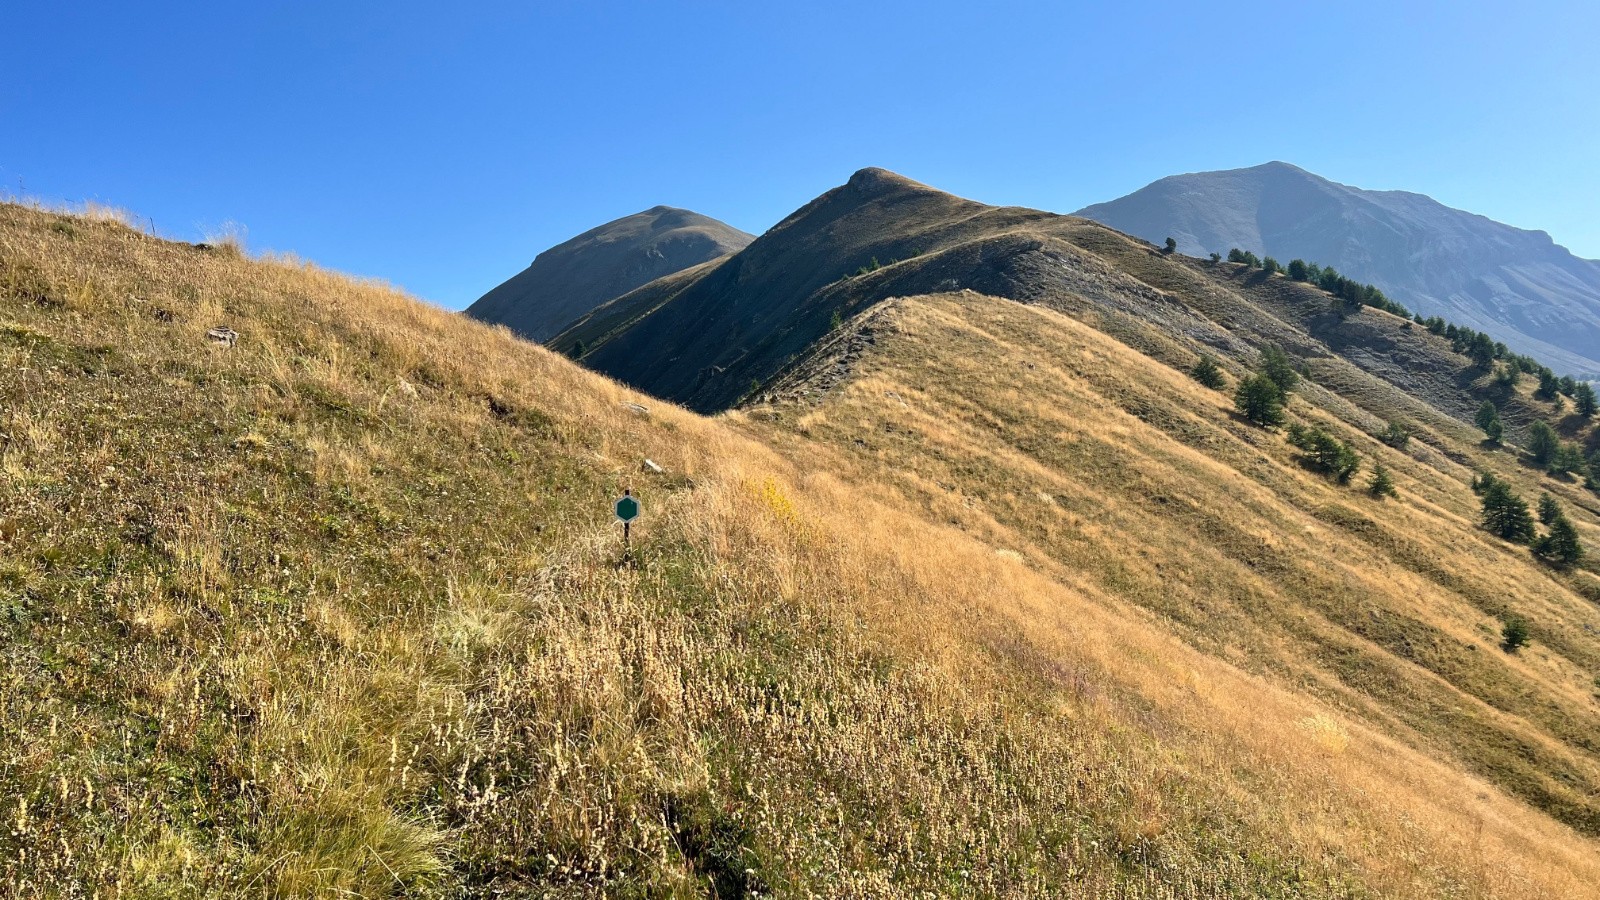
xmin=1075 ymin=162 xmax=1600 ymax=376
xmin=467 ymin=206 xmax=753 ymax=341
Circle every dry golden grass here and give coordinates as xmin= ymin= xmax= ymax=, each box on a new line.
xmin=2 ymin=203 xmax=1598 ymax=897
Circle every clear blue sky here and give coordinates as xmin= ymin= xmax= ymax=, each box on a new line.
xmin=6 ymin=1 xmax=1597 ymax=310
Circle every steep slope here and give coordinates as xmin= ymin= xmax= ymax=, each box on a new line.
xmin=466 ymin=205 xmax=752 ymax=341
xmin=9 ymin=203 xmax=1600 ymax=897
xmin=1075 ymin=162 xmax=1600 ymax=377
xmin=740 ymin=283 xmax=1600 ymax=840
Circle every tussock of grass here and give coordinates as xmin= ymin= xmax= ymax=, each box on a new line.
xmin=2 ymin=203 xmax=1598 ymax=897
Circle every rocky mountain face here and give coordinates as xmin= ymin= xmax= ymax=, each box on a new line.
xmin=466 ymin=206 xmax=752 ymax=341
xmin=1074 ymin=162 xmax=1600 ymax=377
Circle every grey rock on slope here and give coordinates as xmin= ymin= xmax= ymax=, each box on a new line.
xmin=1075 ymin=162 xmax=1600 ymax=376
xmin=467 ymin=206 xmax=753 ymax=342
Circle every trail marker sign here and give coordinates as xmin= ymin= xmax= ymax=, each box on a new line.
xmin=615 ymin=490 xmax=640 ymax=552
xmin=615 ymin=493 xmax=640 ymax=523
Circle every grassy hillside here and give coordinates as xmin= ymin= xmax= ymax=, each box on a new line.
xmin=4 ymin=202 xmax=1600 ymax=897
xmin=740 ymin=285 xmax=1600 ymax=845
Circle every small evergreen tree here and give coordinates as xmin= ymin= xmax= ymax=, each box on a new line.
xmin=1287 ymin=424 xmax=1361 ymax=483
xmin=1467 ymin=332 xmax=1497 ymax=369
xmin=1538 ymin=493 xmax=1561 ymax=525
xmin=1550 ymin=442 xmax=1587 ymax=478
xmin=1259 ymin=345 xmax=1299 ymax=394
xmin=569 ymin=339 xmax=586 ymax=358
xmin=1500 ymin=616 xmax=1530 ymax=653
xmin=1286 ymin=258 xmax=1309 ymax=281
xmin=1527 ymin=420 xmax=1560 ymax=466
xmin=1536 ymin=369 xmax=1560 ymax=400
xmin=1576 ymin=382 xmax=1597 ymax=418
xmin=1379 ymin=421 xmax=1412 ymax=449
xmin=1235 ymin=375 xmax=1286 ymax=428
xmin=829 ymin=308 xmax=843 ymax=330
xmin=1480 ymin=480 xmax=1536 ymax=543
xmin=1560 ymin=375 xmax=1577 ymax=397
xmin=1164 ymin=237 xmax=1177 ymax=254
xmin=1190 ymin=354 xmax=1226 ymax=389
xmin=1368 ymin=463 xmax=1397 ymax=498
xmin=1261 ymin=257 xmax=1281 ymax=275
xmin=1533 ymin=514 xmax=1585 ymax=567
xmin=1228 ymin=248 xmax=1246 ymax=263
xmin=1209 ymin=252 xmax=1221 ymax=264
xmin=1493 ymin=364 xmax=1519 ymax=387
xmin=1475 ymin=401 xmax=1504 ymax=444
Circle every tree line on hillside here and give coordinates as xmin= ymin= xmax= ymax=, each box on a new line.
xmin=1224 ymin=248 xmax=1416 ymax=320
xmin=1210 ymin=245 xmax=1592 ymax=392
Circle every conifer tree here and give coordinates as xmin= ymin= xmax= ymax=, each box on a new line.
xmin=1368 ymin=463 xmax=1397 ymax=498
xmin=1577 ymin=382 xmax=1597 ymax=418
xmin=1501 ymin=616 xmax=1530 ymax=653
xmin=1164 ymin=237 xmax=1177 ymax=253
xmin=1287 ymin=424 xmax=1361 ymax=483
xmin=1528 ymin=420 xmax=1560 ymax=466
xmin=1475 ymin=401 xmax=1504 ymax=444
xmin=1551 ymin=443 xmax=1587 ymax=478
xmin=1533 ymin=513 xmax=1585 ymax=567
xmin=1379 ymin=422 xmax=1412 ymax=449
xmin=1538 ymin=493 xmax=1561 ymax=525
xmin=1235 ymin=374 xmax=1285 ymax=428
xmin=1287 ymin=259 xmax=1309 ymax=281
xmin=1190 ymin=354 xmax=1226 ymax=389
xmin=1536 ymin=369 xmax=1560 ymax=400
xmin=1480 ymin=480 xmax=1536 ymax=543
xmin=1259 ymin=345 xmax=1299 ymax=394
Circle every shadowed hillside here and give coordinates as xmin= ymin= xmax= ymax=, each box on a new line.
xmin=5 ymin=200 xmax=1600 ymax=897
xmin=1075 ymin=162 xmax=1600 ymax=377
xmin=467 ymin=205 xmax=751 ymax=342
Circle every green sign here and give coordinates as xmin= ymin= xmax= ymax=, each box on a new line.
xmin=615 ymin=494 xmax=640 ymax=523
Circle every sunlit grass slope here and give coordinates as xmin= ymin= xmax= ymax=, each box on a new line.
xmin=3 ymin=203 xmax=1599 ymax=897
xmin=741 ymin=289 xmax=1600 ymax=877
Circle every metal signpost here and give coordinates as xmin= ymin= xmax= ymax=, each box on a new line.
xmin=615 ymin=489 xmax=641 ymax=551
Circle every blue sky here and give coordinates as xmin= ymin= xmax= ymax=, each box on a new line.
xmin=5 ymin=1 xmax=1597 ymax=309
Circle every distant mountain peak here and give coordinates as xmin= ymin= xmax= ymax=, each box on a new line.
xmin=1075 ymin=164 xmax=1600 ymax=376
xmin=467 ymin=206 xmax=753 ymax=342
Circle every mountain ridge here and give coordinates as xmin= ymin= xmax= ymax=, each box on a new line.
xmin=1074 ymin=162 xmax=1600 ymax=376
